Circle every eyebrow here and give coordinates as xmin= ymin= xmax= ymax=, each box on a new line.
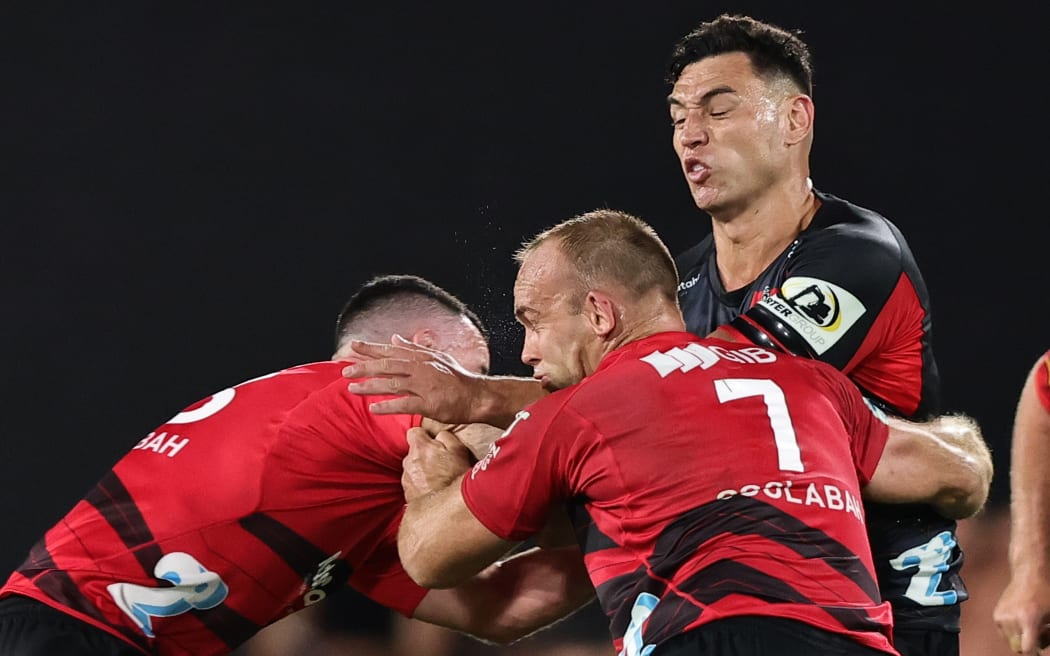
xmin=667 ymin=84 xmax=736 ymax=107
xmin=514 ymin=307 xmax=537 ymax=324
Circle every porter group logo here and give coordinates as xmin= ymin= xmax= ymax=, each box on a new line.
xmin=757 ymin=276 xmax=866 ymax=354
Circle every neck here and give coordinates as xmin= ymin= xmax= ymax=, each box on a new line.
xmin=601 ymin=306 xmax=685 ymax=360
xmin=332 ymin=344 xmax=355 ymax=361
xmin=710 ymin=178 xmax=818 ymax=292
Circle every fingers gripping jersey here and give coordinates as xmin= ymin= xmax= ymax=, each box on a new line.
xmin=675 ymin=190 xmax=964 ymax=635
xmin=462 ymin=333 xmax=897 ymax=655
xmin=0 ymin=361 xmax=425 ymax=655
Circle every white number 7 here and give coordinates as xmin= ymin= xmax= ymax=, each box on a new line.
xmin=715 ymin=378 xmax=803 ymax=472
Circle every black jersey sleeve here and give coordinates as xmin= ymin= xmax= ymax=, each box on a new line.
xmin=730 ymin=208 xmax=910 ymax=372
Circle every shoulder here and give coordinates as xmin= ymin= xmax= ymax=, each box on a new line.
xmin=567 ymin=333 xmax=698 ymax=404
xmin=277 ymin=363 xmax=419 ymax=458
xmin=512 ymin=366 xmax=634 ymax=435
xmin=159 ymin=361 xmax=346 ymax=426
xmin=674 ymin=233 xmax=714 ymax=269
xmin=250 ymin=361 xmax=358 ymax=408
xmin=242 ymin=360 xmax=347 ymax=390
xmin=784 ymin=191 xmax=922 ymax=286
xmin=807 ymin=191 xmax=911 ymax=258
xmin=245 ymin=361 xmax=408 ymax=434
xmin=785 ymin=355 xmax=864 ymax=407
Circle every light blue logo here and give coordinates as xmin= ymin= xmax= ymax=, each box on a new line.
xmin=108 ymin=552 xmax=229 ymax=637
xmin=618 ymin=592 xmax=659 ymax=656
xmin=889 ymin=531 xmax=959 ymax=606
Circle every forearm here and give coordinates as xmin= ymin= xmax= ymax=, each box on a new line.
xmin=1008 ymin=387 xmax=1050 ymax=575
xmin=868 ymin=414 xmax=992 ymax=518
xmin=413 ymin=545 xmax=595 ymax=645
xmin=474 ymin=376 xmax=547 ymax=427
xmin=399 ymin=476 xmax=516 ymax=589
xmin=918 ymin=414 xmax=992 ymax=517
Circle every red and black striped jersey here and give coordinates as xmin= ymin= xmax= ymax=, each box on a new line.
xmin=1 ymin=361 xmax=424 ymax=655
xmin=675 ymin=190 xmax=965 ymax=634
xmin=676 ymin=190 xmax=938 ymax=421
xmin=461 ymin=332 xmax=897 ymax=656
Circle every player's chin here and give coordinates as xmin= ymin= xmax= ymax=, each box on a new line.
xmin=691 ymin=185 xmax=722 ymax=210
xmin=537 ymin=375 xmax=561 ymax=393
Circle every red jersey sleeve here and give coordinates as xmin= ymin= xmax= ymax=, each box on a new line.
xmin=1035 ymin=350 xmax=1050 ymax=413
xmin=460 ymin=402 xmax=576 ymax=541
xmin=816 ymin=363 xmax=889 ymax=484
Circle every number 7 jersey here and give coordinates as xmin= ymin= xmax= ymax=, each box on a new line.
xmin=460 ymin=332 xmax=897 ymax=656
xmin=675 ymin=190 xmax=963 ymax=636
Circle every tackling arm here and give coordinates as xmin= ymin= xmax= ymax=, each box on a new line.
xmin=411 ymin=545 xmax=595 ymax=645
xmin=398 ymin=473 xmax=517 ymax=589
xmin=344 ymin=339 xmax=546 ymax=427
xmin=863 ymin=413 xmax=992 ymax=519
xmin=395 ymin=426 xmax=595 ymax=645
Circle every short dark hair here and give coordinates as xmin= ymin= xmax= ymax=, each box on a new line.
xmin=334 ymin=274 xmax=488 ymax=351
xmin=666 ymin=14 xmax=813 ymax=96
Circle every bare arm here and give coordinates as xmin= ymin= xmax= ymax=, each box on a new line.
xmin=411 ymin=545 xmax=595 ymax=645
xmin=398 ymin=425 xmax=593 ymax=643
xmin=399 ymin=471 xmax=514 ymax=589
xmin=864 ymin=413 xmax=992 ymax=519
xmin=344 ymin=338 xmax=546 ymax=427
xmin=994 ymin=356 xmax=1050 ymax=655
xmin=401 ymin=429 xmax=581 ymax=557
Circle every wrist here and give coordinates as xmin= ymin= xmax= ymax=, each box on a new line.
xmin=1009 ymin=547 xmax=1050 ymax=576
xmin=473 ymin=376 xmax=515 ymax=427
xmin=480 ymin=376 xmax=545 ymax=427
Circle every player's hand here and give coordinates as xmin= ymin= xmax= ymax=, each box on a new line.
xmin=343 ymin=336 xmax=486 ymax=423
xmin=402 ymin=427 xmax=472 ymax=502
xmin=993 ymin=576 xmax=1050 ymax=654
xmin=450 ymin=423 xmax=505 ymax=461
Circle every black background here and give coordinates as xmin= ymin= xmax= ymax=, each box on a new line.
xmin=1 ymin=1 xmax=1044 ymax=573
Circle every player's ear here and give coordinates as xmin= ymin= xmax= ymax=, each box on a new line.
xmin=784 ymin=94 xmax=814 ymax=146
xmin=583 ymin=291 xmax=617 ymax=338
xmin=409 ymin=328 xmax=437 ymax=349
